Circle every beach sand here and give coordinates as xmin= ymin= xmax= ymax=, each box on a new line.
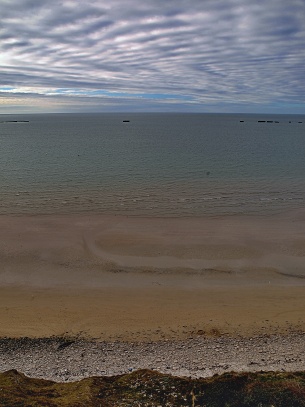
xmin=0 ymin=212 xmax=305 ymax=340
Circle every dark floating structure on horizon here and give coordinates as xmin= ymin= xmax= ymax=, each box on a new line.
xmin=123 ymin=120 xmax=130 ymax=122
xmin=0 ymin=120 xmax=29 ymax=123
xmin=239 ymin=119 xmax=303 ymax=124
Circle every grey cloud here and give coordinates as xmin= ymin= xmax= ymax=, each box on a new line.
xmin=0 ymin=0 xmax=304 ymax=112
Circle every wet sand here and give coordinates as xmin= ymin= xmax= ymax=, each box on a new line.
xmin=0 ymin=212 xmax=305 ymax=340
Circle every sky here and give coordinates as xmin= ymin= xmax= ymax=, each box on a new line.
xmin=0 ymin=0 xmax=305 ymax=114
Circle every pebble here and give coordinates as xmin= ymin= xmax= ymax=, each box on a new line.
xmin=0 ymin=332 xmax=304 ymax=382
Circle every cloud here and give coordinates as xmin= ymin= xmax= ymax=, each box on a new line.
xmin=0 ymin=0 xmax=304 ymax=112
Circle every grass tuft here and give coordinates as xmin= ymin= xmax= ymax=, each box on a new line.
xmin=0 ymin=369 xmax=304 ymax=406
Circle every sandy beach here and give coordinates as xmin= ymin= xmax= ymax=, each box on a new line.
xmin=1 ymin=211 xmax=305 ymax=384
xmin=0 ymin=212 xmax=305 ymax=341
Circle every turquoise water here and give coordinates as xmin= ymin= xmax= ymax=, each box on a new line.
xmin=0 ymin=113 xmax=304 ymax=216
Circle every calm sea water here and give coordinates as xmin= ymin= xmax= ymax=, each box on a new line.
xmin=0 ymin=112 xmax=304 ymax=216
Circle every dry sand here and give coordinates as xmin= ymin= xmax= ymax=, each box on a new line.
xmin=0 ymin=211 xmax=305 ymax=340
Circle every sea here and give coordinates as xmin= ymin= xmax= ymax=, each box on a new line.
xmin=0 ymin=112 xmax=304 ymax=217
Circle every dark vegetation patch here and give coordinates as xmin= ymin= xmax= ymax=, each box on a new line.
xmin=0 ymin=369 xmax=304 ymax=406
